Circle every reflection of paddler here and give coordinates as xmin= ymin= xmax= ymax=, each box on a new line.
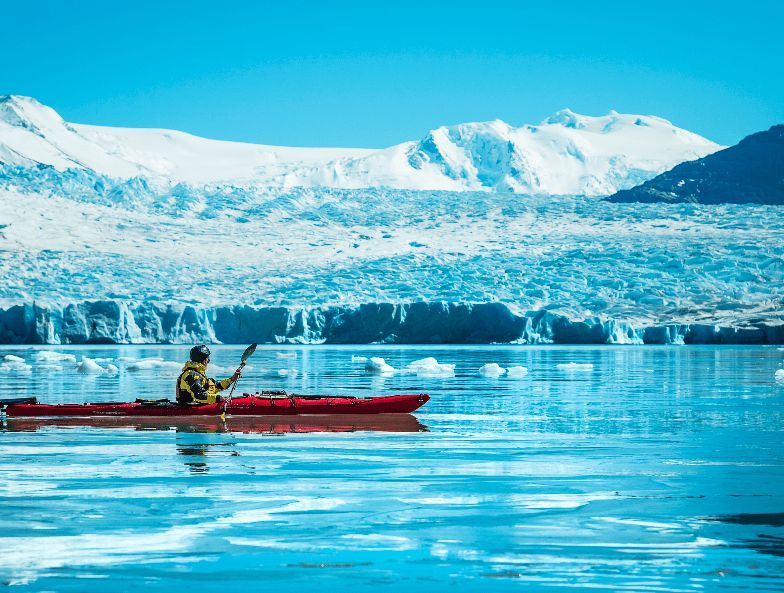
xmin=4 ymin=414 xmax=429 ymax=434
xmin=176 ymin=442 xmax=211 ymax=473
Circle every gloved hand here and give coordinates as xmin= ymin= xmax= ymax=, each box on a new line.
xmin=231 ymin=368 xmax=242 ymax=382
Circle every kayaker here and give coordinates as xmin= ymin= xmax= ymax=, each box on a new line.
xmin=176 ymin=345 xmax=241 ymax=405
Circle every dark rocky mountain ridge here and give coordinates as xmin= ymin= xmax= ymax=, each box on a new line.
xmin=607 ymin=124 xmax=784 ymax=204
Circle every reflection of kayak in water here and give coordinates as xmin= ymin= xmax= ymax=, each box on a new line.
xmin=3 ymin=413 xmax=428 ymax=434
xmin=1 ymin=392 xmax=430 ymax=418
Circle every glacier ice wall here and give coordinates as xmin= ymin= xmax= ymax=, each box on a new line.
xmin=1 ymin=301 xmax=781 ymax=345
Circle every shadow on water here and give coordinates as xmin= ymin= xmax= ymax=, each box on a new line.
xmin=707 ymin=513 xmax=784 ymax=558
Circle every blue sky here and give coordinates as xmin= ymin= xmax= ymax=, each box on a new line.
xmin=3 ymin=0 xmax=781 ymax=147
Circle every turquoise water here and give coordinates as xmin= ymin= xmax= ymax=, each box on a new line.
xmin=1 ymin=345 xmax=783 ymax=592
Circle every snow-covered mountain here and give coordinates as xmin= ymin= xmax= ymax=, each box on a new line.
xmin=4 ymin=94 xmax=778 ymax=345
xmin=0 ymin=95 xmax=720 ymax=195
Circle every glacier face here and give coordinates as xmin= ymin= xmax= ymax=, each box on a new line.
xmin=0 ymin=162 xmax=782 ymax=341
xmin=2 ymin=301 xmax=782 ymax=345
xmin=0 ymin=95 xmax=720 ymax=196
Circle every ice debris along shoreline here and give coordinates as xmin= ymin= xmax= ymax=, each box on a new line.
xmin=0 ymin=301 xmax=782 ymax=345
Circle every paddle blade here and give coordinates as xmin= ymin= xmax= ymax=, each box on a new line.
xmin=241 ymin=343 xmax=258 ymax=364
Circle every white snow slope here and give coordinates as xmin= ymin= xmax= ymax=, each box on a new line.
xmin=0 ymin=95 xmax=720 ymax=195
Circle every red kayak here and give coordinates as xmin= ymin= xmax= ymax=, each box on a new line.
xmin=1 ymin=392 xmax=429 ymax=418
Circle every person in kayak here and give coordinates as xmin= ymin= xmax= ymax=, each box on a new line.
xmin=176 ymin=345 xmax=241 ymax=405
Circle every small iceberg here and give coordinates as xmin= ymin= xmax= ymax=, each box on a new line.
xmin=276 ymin=352 xmax=297 ymax=359
xmin=76 ymin=357 xmax=109 ymax=374
xmin=775 ymin=369 xmax=784 ymax=384
xmin=365 ymin=357 xmax=395 ymax=374
xmin=351 ymin=355 xmax=368 ymax=363
xmin=507 ymin=366 xmax=529 ymax=378
xmin=33 ymin=351 xmax=77 ymax=364
xmin=478 ymin=363 xmax=506 ymax=377
xmin=557 ymin=362 xmax=594 ymax=371
xmin=3 ymin=354 xmax=25 ymax=363
xmin=277 ymin=368 xmax=298 ymax=377
xmin=405 ymin=357 xmax=455 ymax=377
xmin=126 ymin=358 xmax=183 ymax=374
xmin=0 ymin=358 xmax=32 ymax=373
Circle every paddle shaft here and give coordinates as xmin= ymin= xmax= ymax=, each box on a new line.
xmin=227 ymin=361 xmax=246 ymax=400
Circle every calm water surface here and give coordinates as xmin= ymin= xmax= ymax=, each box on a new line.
xmin=1 ymin=345 xmax=783 ymax=592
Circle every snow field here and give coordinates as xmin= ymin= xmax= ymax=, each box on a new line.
xmin=0 ymin=96 xmax=719 ymax=195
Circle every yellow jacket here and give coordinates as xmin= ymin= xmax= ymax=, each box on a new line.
xmin=176 ymin=361 xmax=234 ymax=405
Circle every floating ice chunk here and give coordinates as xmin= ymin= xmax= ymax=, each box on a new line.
xmin=126 ymin=358 xmax=182 ymax=374
xmin=405 ymin=357 xmax=455 ymax=376
xmin=0 ymin=360 xmax=32 ymax=373
xmin=3 ymin=354 xmax=25 ymax=363
xmin=115 ymin=356 xmax=137 ymax=363
xmin=557 ymin=362 xmax=594 ymax=371
xmin=32 ymin=351 xmax=78 ymax=363
xmin=106 ymin=364 xmax=119 ymax=375
xmin=351 ymin=355 xmax=368 ymax=363
xmin=365 ymin=357 xmax=395 ymax=374
xmin=277 ymin=368 xmax=298 ymax=377
xmin=479 ymin=363 xmax=506 ymax=377
xmin=775 ymin=369 xmax=784 ymax=384
xmin=507 ymin=366 xmax=529 ymax=377
xmin=276 ymin=352 xmax=297 ymax=359
xmin=76 ymin=357 xmax=107 ymax=374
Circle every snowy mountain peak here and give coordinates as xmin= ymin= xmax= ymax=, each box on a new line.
xmin=0 ymin=95 xmax=63 ymax=130
xmin=542 ymin=108 xmax=586 ymax=128
xmin=0 ymin=96 xmax=722 ymax=196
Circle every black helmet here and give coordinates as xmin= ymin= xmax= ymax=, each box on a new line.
xmin=190 ymin=344 xmax=211 ymax=363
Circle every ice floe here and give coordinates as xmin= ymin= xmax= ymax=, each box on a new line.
xmin=507 ymin=366 xmax=529 ymax=378
xmin=275 ymin=352 xmax=297 ymax=359
xmin=0 ymin=358 xmax=32 ymax=373
xmin=557 ymin=362 xmax=594 ymax=371
xmin=3 ymin=354 xmax=25 ymax=363
xmin=277 ymin=369 xmax=298 ymax=377
xmin=76 ymin=357 xmax=111 ymax=374
xmin=775 ymin=369 xmax=784 ymax=384
xmin=365 ymin=357 xmax=395 ymax=374
xmin=478 ymin=363 xmax=506 ymax=377
xmin=126 ymin=358 xmax=183 ymax=374
xmin=351 ymin=355 xmax=368 ymax=363
xmin=404 ymin=357 xmax=455 ymax=377
xmin=32 ymin=351 xmax=77 ymax=363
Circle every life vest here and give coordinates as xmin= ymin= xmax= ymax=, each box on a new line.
xmin=176 ymin=361 xmax=233 ymax=405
